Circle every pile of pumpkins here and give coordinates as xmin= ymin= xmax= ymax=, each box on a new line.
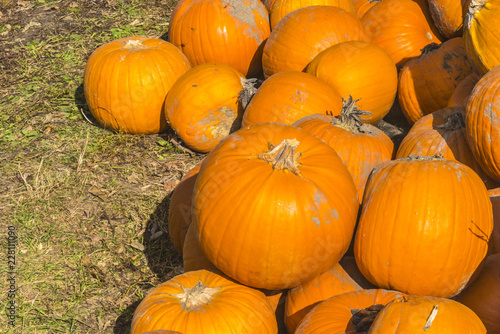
xmin=82 ymin=0 xmax=500 ymax=332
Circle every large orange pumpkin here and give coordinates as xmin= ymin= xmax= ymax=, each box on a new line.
xmin=83 ymin=36 xmax=191 ymax=134
xmin=293 ymin=97 xmax=394 ymax=203
xmin=454 ymin=253 xmax=500 ymax=333
xmin=428 ymin=0 xmax=471 ymax=38
xmin=130 ymin=270 xmax=278 ymax=333
xmin=241 ymin=71 xmax=343 ymax=127
xmin=465 ymin=65 xmax=500 ymax=182
xmin=306 ymin=40 xmax=398 ymax=124
xmin=295 ymin=289 xmax=406 ymax=333
xmin=269 ymin=0 xmax=356 ymax=29
xmin=398 ymin=37 xmax=473 ymax=124
xmin=463 ymin=0 xmax=500 ymax=75
xmin=164 ymin=63 xmax=254 ymax=153
xmin=395 ymin=106 xmax=498 ymax=189
xmin=168 ymin=160 xmax=203 ymax=255
xmin=193 ymin=123 xmax=359 ymax=290
xmin=370 ymin=295 xmax=486 ymax=333
xmin=168 ymin=0 xmax=270 ymax=78
xmin=354 ymin=155 xmax=493 ymax=297
xmin=262 ymin=5 xmax=367 ymax=77
xmin=361 ymin=0 xmax=441 ymax=66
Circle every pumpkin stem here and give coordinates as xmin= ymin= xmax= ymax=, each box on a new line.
xmin=351 ymin=304 xmax=385 ymax=332
xmin=420 ymin=43 xmax=440 ymax=56
xmin=436 ymin=110 xmax=466 ymax=131
xmin=258 ymin=139 xmax=301 ymax=175
xmin=331 ymin=96 xmax=371 ymax=134
xmin=239 ymin=78 xmax=260 ymax=109
xmin=172 ymin=281 xmax=221 ymax=311
xmin=465 ymin=0 xmax=486 ymax=29
xmin=423 ymin=305 xmax=439 ymax=331
xmin=122 ymin=39 xmax=148 ymax=49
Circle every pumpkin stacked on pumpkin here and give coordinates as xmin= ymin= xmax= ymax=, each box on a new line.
xmin=81 ymin=0 xmax=500 ymax=332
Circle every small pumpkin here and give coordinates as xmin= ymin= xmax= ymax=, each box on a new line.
xmin=164 ymin=63 xmax=255 ymax=153
xmin=284 ymin=262 xmax=364 ymax=333
xmin=83 ymin=36 xmax=191 ymax=134
xmin=428 ymin=0 xmax=471 ymax=38
xmin=463 ymin=0 xmax=500 ymax=75
xmin=398 ymin=37 xmax=473 ymax=124
xmin=369 ymin=295 xmax=486 ymax=333
xmin=241 ymin=71 xmax=343 ymax=127
xmin=306 ymin=40 xmax=398 ymax=124
xmin=454 ymin=253 xmax=500 ymax=333
xmin=130 ymin=270 xmax=278 ymax=333
xmin=465 ymin=65 xmax=500 ymax=182
xmin=168 ymin=0 xmax=270 ymax=78
xmin=294 ymin=97 xmax=394 ymax=203
xmin=193 ymin=123 xmax=359 ymax=290
xmin=395 ymin=106 xmax=498 ymax=189
xmin=354 ymin=155 xmax=493 ymax=297
xmin=269 ymin=0 xmax=356 ymax=29
xmin=168 ymin=160 xmax=203 ymax=255
xmin=361 ymin=0 xmax=441 ymax=66
xmin=295 ymin=289 xmax=406 ymax=333
xmin=447 ymin=72 xmax=481 ymax=107
xmin=262 ymin=5 xmax=367 ymax=77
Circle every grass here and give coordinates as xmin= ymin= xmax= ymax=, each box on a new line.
xmin=0 ymin=1 xmax=200 ymax=332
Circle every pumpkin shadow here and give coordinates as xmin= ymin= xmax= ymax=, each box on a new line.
xmin=74 ymin=83 xmax=108 ymax=130
xmin=113 ymin=299 xmax=142 ymax=334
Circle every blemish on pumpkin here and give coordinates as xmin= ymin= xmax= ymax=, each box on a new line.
xmin=224 ymin=0 xmax=268 ymax=41
xmin=312 ymin=217 xmax=321 ymax=227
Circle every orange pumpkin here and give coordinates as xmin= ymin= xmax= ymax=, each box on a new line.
xmin=398 ymin=37 xmax=473 ymax=124
xmin=284 ymin=262 xmax=363 ymax=333
xmin=262 ymin=5 xmax=367 ymax=77
xmin=354 ymin=155 xmax=493 ymax=297
xmin=465 ymin=65 xmax=500 ymax=182
xmin=463 ymin=0 xmax=500 ymax=75
xmin=351 ymin=0 xmax=378 ymax=18
xmin=83 ymin=36 xmax=191 ymax=134
xmin=370 ymin=295 xmax=486 ymax=333
xmin=262 ymin=0 xmax=277 ymax=11
xmin=241 ymin=71 xmax=343 ymax=127
xmin=168 ymin=0 xmax=270 ymax=78
xmin=168 ymin=160 xmax=203 ymax=255
xmin=454 ymin=253 xmax=500 ymax=333
xmin=130 ymin=270 xmax=278 ymax=333
xmin=447 ymin=71 xmax=480 ymax=107
xmin=294 ymin=97 xmax=394 ymax=203
xmin=270 ymin=0 xmax=356 ymax=29
xmin=395 ymin=106 xmax=498 ymax=189
xmin=428 ymin=0 xmax=471 ymax=38
xmin=193 ymin=123 xmax=359 ymax=290
xmin=361 ymin=0 xmax=441 ymax=66
xmin=182 ymin=223 xmax=223 ymax=275
xmin=164 ymin=63 xmax=253 ymax=153
xmin=295 ymin=289 xmax=406 ymax=333
xmin=306 ymin=40 xmax=398 ymax=124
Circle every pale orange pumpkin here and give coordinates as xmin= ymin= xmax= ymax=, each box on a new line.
xmin=164 ymin=63 xmax=255 ymax=153
xmin=83 ymin=36 xmax=191 ymax=134
xmin=193 ymin=123 xmax=359 ymax=290
xmin=270 ymin=0 xmax=356 ymax=29
xmin=168 ymin=0 xmax=270 ymax=78
xmin=295 ymin=289 xmax=406 ymax=333
xmin=370 ymin=295 xmax=486 ymax=333
xmin=130 ymin=270 xmax=278 ymax=333
xmin=306 ymin=41 xmax=398 ymax=124
xmin=262 ymin=5 xmax=367 ymax=77
xmin=398 ymin=38 xmax=473 ymax=124
xmin=241 ymin=71 xmax=343 ymax=127
xmin=293 ymin=97 xmax=394 ymax=203
xmin=361 ymin=0 xmax=441 ymax=66
xmin=354 ymin=155 xmax=493 ymax=297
